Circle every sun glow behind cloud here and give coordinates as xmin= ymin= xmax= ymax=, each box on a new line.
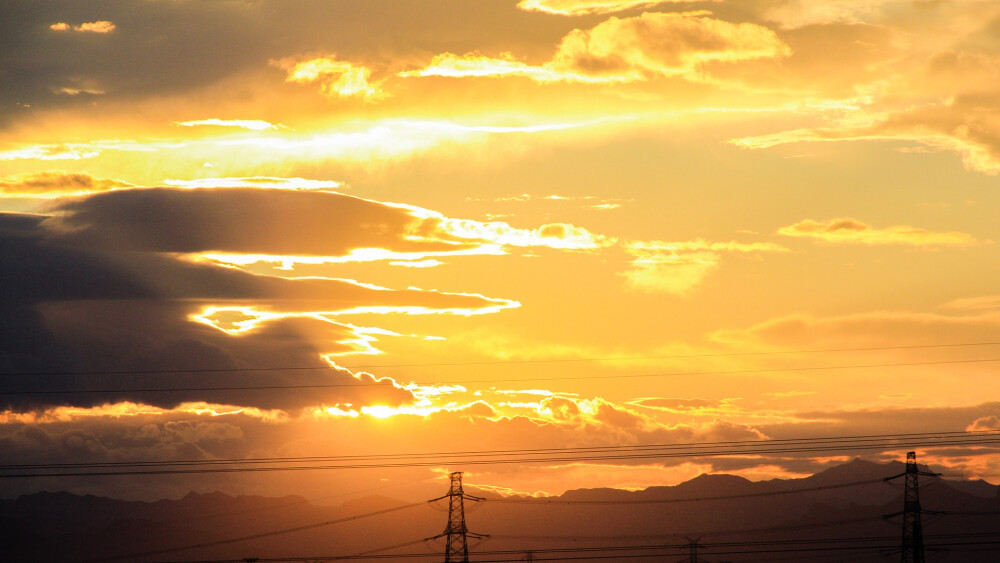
xmin=404 ymin=12 xmax=789 ymax=85
xmin=174 ymin=119 xmax=281 ymax=131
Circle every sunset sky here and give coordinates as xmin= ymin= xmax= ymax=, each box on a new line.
xmin=3 ymin=0 xmax=1000 ymax=502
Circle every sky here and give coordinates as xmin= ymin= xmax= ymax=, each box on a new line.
xmin=3 ymin=0 xmax=1000 ymax=502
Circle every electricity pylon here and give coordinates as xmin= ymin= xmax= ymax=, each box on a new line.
xmin=681 ymin=537 xmax=706 ymax=562
xmin=438 ymin=471 xmax=487 ymax=562
xmin=884 ymin=451 xmax=940 ymax=563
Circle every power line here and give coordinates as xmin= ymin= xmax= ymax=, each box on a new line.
xmin=484 ymin=478 xmax=891 ymax=505
xmin=81 ymin=500 xmax=433 ymax=563
xmin=3 ymin=430 xmax=998 ymax=479
xmin=7 ymin=429 xmax=990 ymax=471
xmin=2 ymin=340 xmax=998 ymax=378
xmin=489 ymin=515 xmax=890 ymax=544
xmin=147 ymin=532 xmax=1000 ymax=562
xmin=4 ymin=356 xmax=1000 ymax=396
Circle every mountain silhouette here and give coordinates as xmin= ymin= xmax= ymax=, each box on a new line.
xmin=3 ymin=458 xmax=999 ymax=562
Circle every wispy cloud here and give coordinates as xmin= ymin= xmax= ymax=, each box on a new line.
xmin=517 ymin=0 xmax=717 ymax=16
xmin=403 ymin=12 xmax=789 ymax=85
xmin=174 ymin=119 xmax=281 ymax=131
xmin=0 ymin=171 xmax=133 ymax=198
xmin=730 ymin=97 xmax=1000 ymax=176
xmin=777 ymin=218 xmax=982 ymax=247
xmin=275 ymin=55 xmax=386 ymax=100
xmin=620 ymin=239 xmax=789 ymax=295
xmin=50 ymin=20 xmax=116 ymax=33
xmin=163 ymin=177 xmax=342 ymax=190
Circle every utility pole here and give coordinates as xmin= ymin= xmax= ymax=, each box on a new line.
xmin=439 ymin=471 xmax=487 ymax=562
xmin=884 ymin=451 xmax=940 ymax=563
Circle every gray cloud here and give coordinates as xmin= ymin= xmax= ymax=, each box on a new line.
xmin=0 ymin=0 xmax=572 ymax=123
xmin=44 ymin=187 xmax=480 ymax=256
xmin=0 ymin=191 xmax=513 ymax=411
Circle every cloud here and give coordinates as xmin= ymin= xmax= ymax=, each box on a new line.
xmin=631 ymin=398 xmax=716 ymax=411
xmin=41 ymin=188 xmax=613 ymax=268
xmin=763 ymin=390 xmax=818 ymax=399
xmin=276 ymin=55 xmax=386 ymax=100
xmin=43 ymin=188 xmax=482 ymax=257
xmin=399 ymin=52 xmax=579 ymax=83
xmin=759 ymin=0 xmax=902 ymax=28
xmin=0 ymin=208 xmax=522 ymax=411
xmin=0 ymin=117 xmax=617 ymax=173
xmin=174 ymin=119 xmax=281 ymax=131
xmin=731 ymin=96 xmax=1000 ymax=175
xmin=548 ymin=11 xmax=789 ymax=77
xmin=50 ymin=21 xmax=116 ymax=34
xmin=619 ymin=239 xmax=789 ymax=295
xmin=0 ymin=392 xmax=778 ymax=500
xmin=772 ymin=402 xmax=1000 ymax=438
xmin=54 ymin=86 xmax=105 ymax=97
xmin=517 ymin=0 xmax=715 ymax=16
xmin=0 ymin=171 xmax=134 ymax=198
xmin=941 ymin=295 xmax=1000 ymax=312
xmin=162 ymin=177 xmax=342 ymax=190
xmin=404 ymin=12 xmax=789 ymax=84
xmin=777 ymin=218 xmax=982 ymax=247
xmin=967 ymin=416 xmax=1000 ymax=432
xmin=430 ymin=218 xmax=616 ymax=250
xmin=712 ymin=309 xmax=1000 ymax=350
xmin=0 ymin=144 xmax=99 ymax=161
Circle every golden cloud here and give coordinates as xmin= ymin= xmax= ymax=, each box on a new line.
xmin=967 ymin=415 xmax=1000 ymax=432
xmin=405 ymin=12 xmax=789 ymax=84
xmin=620 ymin=239 xmax=789 ymax=295
xmin=548 ymin=11 xmax=790 ymax=78
xmin=731 ymin=96 xmax=1000 ymax=175
xmin=162 ymin=177 xmax=342 ymax=190
xmin=0 ymin=144 xmax=99 ymax=161
xmin=941 ymin=295 xmax=1000 ymax=312
xmin=517 ymin=0 xmax=714 ymax=16
xmin=760 ymin=0 xmax=898 ymax=28
xmin=430 ymin=217 xmax=616 ymax=250
xmin=712 ymin=309 xmax=1000 ymax=350
xmin=777 ymin=217 xmax=981 ymax=246
xmin=276 ymin=55 xmax=386 ymax=100
xmin=174 ymin=119 xmax=280 ymax=131
xmin=399 ymin=52 xmax=581 ymax=83
xmin=50 ymin=20 xmax=116 ymax=33
xmin=0 ymin=170 xmax=134 ymax=198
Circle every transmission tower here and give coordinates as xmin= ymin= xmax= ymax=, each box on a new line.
xmin=884 ymin=451 xmax=940 ymax=563
xmin=438 ymin=471 xmax=486 ymax=562
xmin=680 ymin=537 xmax=705 ymax=563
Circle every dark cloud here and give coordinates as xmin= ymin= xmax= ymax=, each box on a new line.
xmin=45 ymin=187 xmax=479 ymax=256
xmin=0 ymin=0 xmax=266 ymax=117
xmin=0 ymin=193 xmax=512 ymax=411
xmin=0 ymin=171 xmax=133 ymax=196
xmin=0 ymin=0 xmax=573 ymax=122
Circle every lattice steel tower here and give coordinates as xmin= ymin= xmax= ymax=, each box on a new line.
xmin=440 ymin=471 xmax=486 ymax=562
xmin=885 ymin=451 xmax=939 ymax=563
xmin=444 ymin=472 xmax=470 ymax=562
xmin=681 ymin=537 xmax=704 ymax=562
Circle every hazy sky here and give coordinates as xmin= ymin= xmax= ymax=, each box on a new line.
xmin=3 ymin=0 xmax=1000 ymax=501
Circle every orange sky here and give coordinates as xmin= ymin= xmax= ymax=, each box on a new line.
xmin=3 ymin=0 xmax=1000 ymax=501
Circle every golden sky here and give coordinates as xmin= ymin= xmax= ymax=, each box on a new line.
xmin=3 ymin=0 xmax=1000 ymax=501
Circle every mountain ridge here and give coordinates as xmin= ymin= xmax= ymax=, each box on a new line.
xmin=4 ymin=458 xmax=1000 ymax=562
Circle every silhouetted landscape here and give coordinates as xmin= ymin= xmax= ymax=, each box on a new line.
xmin=5 ymin=458 xmax=1000 ymax=562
